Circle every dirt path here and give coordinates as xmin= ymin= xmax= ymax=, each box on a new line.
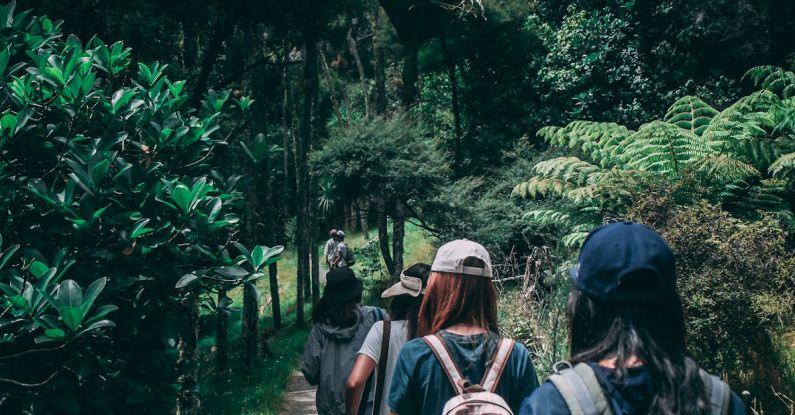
xmin=279 ymin=370 xmax=317 ymax=415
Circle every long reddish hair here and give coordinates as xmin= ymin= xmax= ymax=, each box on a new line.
xmin=417 ymin=268 xmax=498 ymax=336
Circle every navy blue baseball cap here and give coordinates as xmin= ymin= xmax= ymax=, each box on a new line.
xmin=571 ymin=222 xmax=676 ymax=303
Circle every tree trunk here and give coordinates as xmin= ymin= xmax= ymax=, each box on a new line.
xmin=440 ymin=36 xmax=463 ymax=172
xmin=392 ymin=203 xmax=405 ymax=279
xmin=296 ymin=33 xmax=320 ymax=326
xmin=215 ymin=288 xmax=229 ymax=379
xmin=268 ymin=262 xmax=282 ymax=329
xmin=318 ymin=46 xmax=345 ymax=125
xmin=189 ymin=10 xmax=230 ymax=108
xmin=401 ymin=43 xmax=419 ymax=109
xmin=310 ymin=170 xmax=321 ymax=304
xmin=377 ymin=198 xmax=395 ymax=276
xmin=282 ymin=65 xmax=295 ymax=221
xmin=370 ymin=10 xmax=387 ymax=115
xmin=347 ymin=26 xmax=370 ymax=118
xmin=343 ymin=203 xmax=353 ymax=232
xmin=176 ymin=294 xmax=200 ymax=415
xmin=241 ymin=282 xmax=258 ymax=374
xmin=357 ymin=199 xmax=369 ymax=238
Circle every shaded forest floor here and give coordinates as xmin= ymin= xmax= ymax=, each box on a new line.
xmin=196 ymin=223 xmax=435 ymax=414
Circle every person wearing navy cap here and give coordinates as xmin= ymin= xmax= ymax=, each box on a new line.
xmin=519 ymin=222 xmax=746 ymax=415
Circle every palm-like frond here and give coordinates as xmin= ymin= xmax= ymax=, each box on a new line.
xmin=537 ymin=121 xmax=633 ymax=167
xmin=664 ymin=96 xmax=718 ymax=136
xmin=691 ymin=155 xmax=760 ymax=185
xmin=769 ymin=152 xmax=795 ymax=179
xmin=744 ymin=65 xmax=795 ymax=98
xmin=616 ymin=121 xmax=714 ymax=177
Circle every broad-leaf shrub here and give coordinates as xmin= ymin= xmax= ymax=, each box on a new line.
xmin=0 ymin=3 xmax=276 ymax=412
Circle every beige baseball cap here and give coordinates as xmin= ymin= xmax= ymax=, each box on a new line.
xmin=381 ymin=272 xmax=426 ymax=298
xmin=431 ymin=239 xmax=493 ymax=278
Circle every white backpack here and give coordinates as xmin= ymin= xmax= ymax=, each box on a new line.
xmin=422 ymin=334 xmax=515 ymax=415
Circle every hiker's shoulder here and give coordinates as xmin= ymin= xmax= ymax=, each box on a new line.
xmin=519 ymin=381 xmax=568 ymax=415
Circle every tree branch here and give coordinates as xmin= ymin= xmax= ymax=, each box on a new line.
xmin=0 ymin=370 xmax=60 ymax=387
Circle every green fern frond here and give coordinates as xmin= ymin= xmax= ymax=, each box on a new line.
xmin=616 ymin=121 xmax=714 ymax=177
xmin=522 ymin=209 xmax=573 ymax=227
xmin=769 ymin=152 xmax=795 ymax=178
xmin=744 ymin=65 xmax=795 ymax=98
xmin=512 ymin=176 xmax=574 ymax=198
xmin=560 ymin=223 xmax=598 ymax=249
xmin=721 ymin=178 xmax=789 ymax=215
xmin=664 ymin=96 xmax=718 ymax=136
xmin=538 ymin=121 xmax=633 ymax=167
xmin=691 ymin=155 xmax=760 ymax=184
xmin=532 ymin=156 xmax=602 ymax=186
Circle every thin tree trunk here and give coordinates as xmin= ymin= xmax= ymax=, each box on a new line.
xmin=297 ymin=35 xmax=320 ymax=326
xmin=268 ymin=262 xmax=282 ymax=329
xmin=310 ymin=173 xmax=320 ymax=303
xmin=370 ymin=10 xmax=387 ymax=115
xmin=440 ymin=36 xmax=463 ymax=171
xmin=215 ymin=288 xmax=229 ymax=379
xmin=392 ymin=203 xmax=405 ymax=279
xmin=189 ymin=10 xmax=229 ymax=108
xmin=357 ymin=199 xmax=369 ymax=238
xmin=401 ymin=43 xmax=419 ymax=108
xmin=176 ymin=294 xmax=200 ymax=415
xmin=282 ymin=65 xmax=294 ymax=221
xmin=377 ymin=198 xmax=395 ymax=276
xmin=318 ymin=46 xmax=344 ymax=125
xmin=347 ymin=26 xmax=370 ymax=118
xmin=241 ymin=282 xmax=258 ymax=374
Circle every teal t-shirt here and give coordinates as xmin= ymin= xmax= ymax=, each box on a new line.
xmin=387 ymin=330 xmax=539 ymax=415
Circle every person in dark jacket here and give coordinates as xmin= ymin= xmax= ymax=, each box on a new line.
xmin=301 ymin=267 xmax=387 ymax=414
xmin=519 ymin=222 xmax=745 ymax=415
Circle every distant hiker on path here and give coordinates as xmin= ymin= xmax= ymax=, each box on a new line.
xmin=301 ymin=267 xmax=387 ymax=415
xmin=332 ymin=230 xmax=353 ymax=269
xmin=325 ymin=229 xmax=339 ymax=268
xmin=344 ymin=263 xmax=432 ymax=415
xmin=387 ymin=239 xmax=539 ymax=415
xmin=519 ymin=222 xmax=746 ymax=415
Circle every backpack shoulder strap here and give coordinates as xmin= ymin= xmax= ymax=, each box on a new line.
xmin=548 ymin=362 xmax=612 ymax=415
xmin=373 ymin=320 xmax=391 ymax=414
xmin=480 ymin=338 xmax=515 ymax=392
xmin=422 ymin=334 xmax=466 ymax=395
xmin=700 ymin=370 xmax=731 ymax=415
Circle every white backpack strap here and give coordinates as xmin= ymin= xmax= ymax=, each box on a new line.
xmin=422 ymin=334 xmax=466 ymax=395
xmin=481 ymin=338 xmax=515 ymax=392
xmin=548 ymin=362 xmax=611 ymax=415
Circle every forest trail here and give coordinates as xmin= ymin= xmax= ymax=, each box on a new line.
xmin=279 ymin=370 xmax=317 ymax=415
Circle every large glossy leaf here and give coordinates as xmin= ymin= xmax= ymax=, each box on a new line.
xmin=57 ymin=280 xmax=83 ymax=308
xmin=28 ymin=260 xmax=49 ymax=278
xmin=175 ymin=273 xmax=198 ymax=288
xmin=172 ymin=184 xmax=192 ymax=214
xmin=59 ymin=306 xmax=83 ymax=331
xmin=80 ymin=277 xmax=106 ymax=319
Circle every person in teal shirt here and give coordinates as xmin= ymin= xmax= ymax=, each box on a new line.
xmin=387 ymin=239 xmax=539 ymax=415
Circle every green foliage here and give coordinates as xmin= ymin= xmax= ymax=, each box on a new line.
xmin=311 ymin=115 xmax=449 ymax=209
xmin=0 ymin=4 xmax=272 ymax=412
xmin=515 ymin=66 xmax=795 ymax=249
xmin=633 ymin=202 xmax=795 ymax=399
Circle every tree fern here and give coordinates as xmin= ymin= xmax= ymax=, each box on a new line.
xmin=721 ymin=178 xmax=789 ymax=216
xmin=744 ymin=66 xmax=795 ymax=99
xmin=691 ymin=155 xmax=760 ymax=185
xmin=512 ymin=176 xmax=575 ymax=199
xmin=538 ymin=121 xmax=633 ymax=167
xmin=616 ymin=121 xmax=713 ymax=177
xmin=522 ymin=209 xmax=573 ymax=227
xmin=769 ymin=152 xmax=795 ymax=179
xmin=531 ymin=157 xmax=602 ymax=186
xmin=664 ymin=96 xmax=718 ymax=136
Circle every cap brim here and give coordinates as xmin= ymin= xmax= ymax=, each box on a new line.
xmin=381 ymin=280 xmax=423 ymax=298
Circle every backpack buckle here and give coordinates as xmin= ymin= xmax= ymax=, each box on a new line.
xmin=552 ymin=360 xmax=573 ymax=374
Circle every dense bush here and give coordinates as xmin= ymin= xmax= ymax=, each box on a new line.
xmin=0 ymin=4 xmax=278 ymax=413
xmin=631 ymin=201 xmax=795 ymax=403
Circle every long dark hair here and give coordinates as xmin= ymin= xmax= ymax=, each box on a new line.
xmin=312 ymin=295 xmax=361 ymax=326
xmin=388 ymin=263 xmax=431 ymax=340
xmin=568 ymin=282 xmax=709 ymax=414
xmin=417 ymin=257 xmax=498 ymax=337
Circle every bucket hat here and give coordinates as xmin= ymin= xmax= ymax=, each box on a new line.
xmin=322 ymin=267 xmax=362 ymax=304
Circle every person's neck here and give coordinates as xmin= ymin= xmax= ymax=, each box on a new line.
xmin=444 ymin=322 xmax=488 ymax=335
xmin=598 ymin=355 xmax=644 ymax=369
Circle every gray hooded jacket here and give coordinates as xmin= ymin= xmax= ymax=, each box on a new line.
xmin=301 ymin=305 xmax=387 ymax=414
